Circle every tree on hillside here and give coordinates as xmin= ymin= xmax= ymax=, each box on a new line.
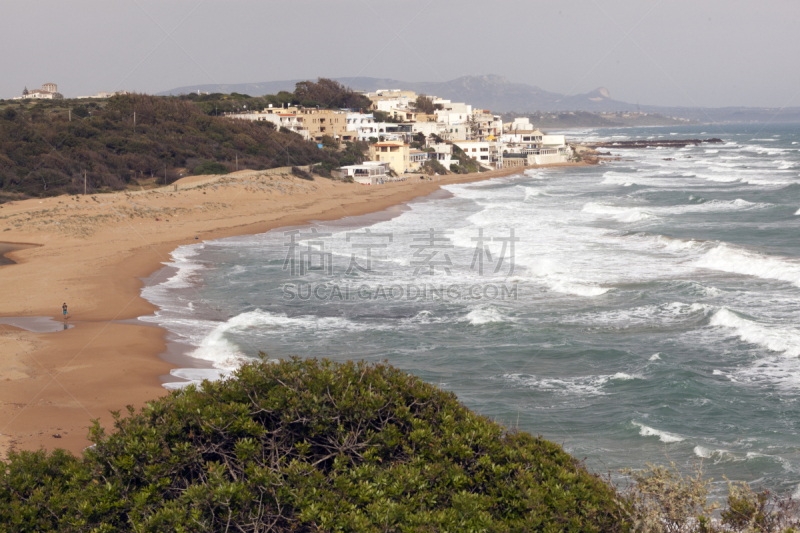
xmin=465 ymin=113 xmax=481 ymax=140
xmin=293 ymin=78 xmax=371 ymax=110
xmin=414 ymin=94 xmax=442 ymax=114
xmin=0 ymin=94 xmax=341 ymax=200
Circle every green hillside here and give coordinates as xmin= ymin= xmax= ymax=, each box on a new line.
xmin=0 ymin=93 xmax=337 ymax=202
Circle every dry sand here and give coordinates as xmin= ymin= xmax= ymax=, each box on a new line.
xmin=0 ymin=162 xmax=588 ymax=458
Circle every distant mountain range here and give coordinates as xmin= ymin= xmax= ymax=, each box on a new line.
xmin=159 ymin=75 xmax=800 ymax=124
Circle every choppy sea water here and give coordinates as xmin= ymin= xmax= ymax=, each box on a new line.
xmin=141 ymin=123 xmax=800 ymax=497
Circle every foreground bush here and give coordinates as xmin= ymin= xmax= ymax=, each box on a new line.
xmin=623 ymin=463 xmax=800 ymax=533
xmin=0 ymin=358 xmax=628 ymax=532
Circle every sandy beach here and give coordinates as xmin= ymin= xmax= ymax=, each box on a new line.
xmin=0 ymin=162 xmax=587 ymax=458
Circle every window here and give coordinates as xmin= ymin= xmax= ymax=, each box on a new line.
xmin=480 ymin=156 xmax=488 ymax=160
xmin=480 ymin=148 xmax=488 ymax=152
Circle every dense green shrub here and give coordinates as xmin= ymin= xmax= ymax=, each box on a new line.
xmin=193 ymin=161 xmax=230 ymax=175
xmin=0 ymin=358 xmax=630 ymax=532
xmin=291 ymin=166 xmax=313 ymax=181
xmin=420 ymin=159 xmax=448 ymax=176
xmin=0 ymin=94 xmax=339 ymax=200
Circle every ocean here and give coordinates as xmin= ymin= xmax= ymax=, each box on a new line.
xmin=141 ymin=123 xmax=800 ymax=498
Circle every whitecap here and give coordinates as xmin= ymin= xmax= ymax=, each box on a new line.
xmin=582 ymin=202 xmax=653 ymax=223
xmin=464 ymin=306 xmax=505 ymax=325
xmin=649 ymin=353 xmax=661 ymax=361
xmin=610 ymin=372 xmax=640 ymax=380
xmin=162 ymin=368 xmax=232 ymax=390
xmin=709 ymin=308 xmax=800 ymax=357
xmin=696 ymin=244 xmax=800 ymax=287
xmin=503 ymin=373 xmax=609 ymax=396
xmin=633 ymin=421 xmax=684 ymax=443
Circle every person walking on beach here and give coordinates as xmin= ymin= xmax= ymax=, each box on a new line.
xmin=62 ymin=302 xmax=68 ymax=319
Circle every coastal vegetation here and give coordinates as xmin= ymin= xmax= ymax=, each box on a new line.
xmin=0 ymin=358 xmax=628 ymax=532
xmin=0 ymin=358 xmax=797 ymax=531
xmin=0 ymin=89 xmax=363 ymax=202
xmin=171 ymin=78 xmax=373 ymax=116
xmin=451 ymin=143 xmax=485 ymax=173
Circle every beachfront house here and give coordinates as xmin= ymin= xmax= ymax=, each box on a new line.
xmin=454 ymin=140 xmax=503 ymax=169
xmin=369 ymin=141 xmax=410 ymax=173
xmin=334 ymin=162 xmax=390 ymax=184
xmin=408 ymin=149 xmax=431 ymax=171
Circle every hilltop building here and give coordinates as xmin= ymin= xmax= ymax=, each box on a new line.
xmin=14 ymin=83 xmax=62 ymax=100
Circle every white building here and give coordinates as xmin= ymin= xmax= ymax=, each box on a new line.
xmin=501 ymin=130 xmax=544 ymax=145
xmin=506 ymin=117 xmax=535 ymax=132
xmin=433 ymin=98 xmax=472 ymax=114
xmin=226 ymin=111 xmax=311 ymax=140
xmin=411 ymin=121 xmax=444 ymax=138
xmin=454 ymin=140 xmax=503 ymax=169
xmin=334 ymin=162 xmax=389 ymax=184
xmin=14 ymin=83 xmax=61 ymax=100
xmin=428 ymin=142 xmax=456 ymax=168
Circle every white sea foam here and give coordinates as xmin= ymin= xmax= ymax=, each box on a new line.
xmin=523 ymin=168 xmax=549 ymax=180
xmin=572 ymin=302 xmax=711 ymax=329
xmin=162 ymin=368 xmax=232 ymax=390
xmin=693 ymin=445 xmax=714 ymax=458
xmin=601 ymin=171 xmax=639 ymax=185
xmin=582 ymin=202 xmax=653 ymax=223
xmin=649 ymin=353 xmax=662 ymax=361
xmin=504 ymin=372 xmax=638 ymax=396
xmin=693 ymin=446 xmax=737 ymax=461
xmin=545 ymin=278 xmax=610 ymax=296
xmin=709 ymin=308 xmax=800 ymax=357
xmin=189 ymin=310 xmax=368 ymax=370
xmin=795 ymin=208 xmax=800 ymax=216
xmin=656 ymin=236 xmax=701 ymax=251
xmin=705 ymin=149 xmax=719 ymax=154
xmin=633 ymin=422 xmax=684 ymax=443
xmin=464 ymin=306 xmax=505 ymax=325
xmin=523 ymin=187 xmax=548 ymax=200
xmin=696 ymin=244 xmax=800 ymax=287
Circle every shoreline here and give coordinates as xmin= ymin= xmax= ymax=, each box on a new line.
xmin=0 ymin=162 xmax=589 ymax=457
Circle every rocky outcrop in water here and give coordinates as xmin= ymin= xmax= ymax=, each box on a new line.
xmin=585 ymin=138 xmax=723 ymax=149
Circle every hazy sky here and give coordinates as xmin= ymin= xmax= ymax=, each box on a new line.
xmin=3 ymin=0 xmax=799 ymax=108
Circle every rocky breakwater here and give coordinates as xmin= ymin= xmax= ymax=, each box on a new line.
xmin=585 ymin=138 xmax=723 ymax=149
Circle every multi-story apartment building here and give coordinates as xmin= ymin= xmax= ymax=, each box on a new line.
xmin=368 ymin=141 xmax=410 ymax=173
xmin=454 ymin=140 xmax=503 ymax=169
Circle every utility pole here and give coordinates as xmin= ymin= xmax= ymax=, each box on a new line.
xmin=133 ymin=111 xmax=136 ymax=132
xmin=84 ymin=170 xmax=87 ymax=195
